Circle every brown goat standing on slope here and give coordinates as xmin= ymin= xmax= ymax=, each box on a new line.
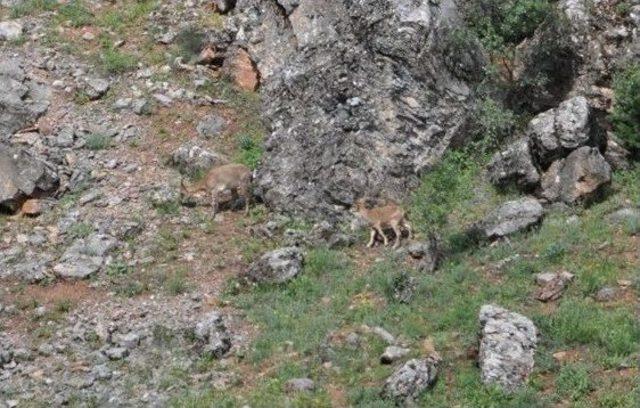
xmin=181 ymin=163 xmax=253 ymax=216
xmin=352 ymin=198 xmax=412 ymax=249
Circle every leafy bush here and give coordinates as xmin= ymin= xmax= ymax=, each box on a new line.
xmin=410 ymin=151 xmax=481 ymax=235
xmin=471 ymin=97 xmax=517 ymax=151
xmin=611 ymin=64 xmax=640 ymax=151
xmin=464 ymin=0 xmax=553 ymax=52
xmin=173 ymin=26 xmax=205 ymax=62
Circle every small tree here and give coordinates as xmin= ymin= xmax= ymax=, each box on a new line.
xmin=611 ymin=64 xmax=640 ymax=151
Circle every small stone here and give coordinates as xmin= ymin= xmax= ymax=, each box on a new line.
xmin=194 ymin=312 xmax=232 ymax=359
xmin=381 ymin=356 xmax=440 ymax=404
xmin=196 ymin=115 xmax=226 ymax=139
xmin=113 ymin=332 xmax=141 ymax=350
xmin=82 ymin=32 xmax=95 ymax=41
xmin=0 ymin=21 xmax=23 ymax=41
xmin=381 ymin=346 xmax=411 ymax=364
xmin=19 ymin=199 xmax=43 ymax=216
xmin=284 ymin=378 xmax=315 ymax=393
xmin=371 ymin=326 xmax=395 ymax=345
xmin=477 ymin=198 xmax=543 ymax=240
xmin=37 ymin=343 xmax=54 ymax=356
xmin=243 ymin=247 xmax=304 ymax=284
xmin=595 ymin=287 xmax=617 ymax=302
xmin=93 ymin=364 xmax=112 ymax=380
xmin=104 ymin=347 xmax=129 ymax=360
xmin=157 ymin=31 xmax=176 ymax=44
xmin=84 ymin=78 xmax=110 ymax=100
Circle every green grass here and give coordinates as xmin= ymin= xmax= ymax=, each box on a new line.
xmin=68 ymin=222 xmax=93 ymax=239
xmin=99 ymin=46 xmax=138 ymax=74
xmin=10 ymin=0 xmax=57 ymax=18
xmin=96 ymin=0 xmax=157 ymax=32
xmin=85 ymin=133 xmax=112 ymax=150
xmin=165 ymin=269 xmax=191 ymax=296
xmin=555 ymin=363 xmax=593 ymax=401
xmin=199 ymin=158 xmax=640 ymax=405
xmin=56 ymin=0 xmax=92 ymax=27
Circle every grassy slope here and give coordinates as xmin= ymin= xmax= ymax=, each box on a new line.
xmin=173 ymin=153 xmax=640 ymax=407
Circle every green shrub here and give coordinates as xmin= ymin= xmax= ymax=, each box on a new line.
xmin=464 ymin=0 xmax=553 ymax=52
xmin=173 ymin=26 xmax=205 ymax=62
xmin=471 ymin=97 xmax=517 ymax=151
xmin=236 ymin=132 xmax=264 ymax=170
xmin=410 ymin=151 xmax=481 ymax=235
xmin=611 ymin=64 xmax=640 ymax=151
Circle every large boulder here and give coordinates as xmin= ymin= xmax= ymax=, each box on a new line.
xmin=539 ymin=146 xmax=611 ymax=204
xmin=487 ymin=138 xmax=540 ymax=192
xmin=381 ymin=356 xmax=440 ymax=404
xmin=476 ymin=198 xmax=543 ymax=240
xmin=231 ymin=0 xmax=485 ymax=217
xmin=528 ymin=96 xmax=605 ymax=168
xmin=0 ymin=144 xmax=59 ymax=212
xmin=0 ymin=58 xmax=50 ymax=140
xmin=242 ymin=246 xmax=304 ymax=284
xmin=478 ymin=305 xmax=537 ymax=392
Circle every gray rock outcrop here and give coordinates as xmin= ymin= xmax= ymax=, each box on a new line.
xmin=53 ymin=234 xmax=118 ymax=279
xmin=487 ymin=138 xmax=540 ymax=192
xmin=231 ymin=0 xmax=485 ymax=217
xmin=528 ymin=96 xmax=604 ymax=168
xmin=478 ymin=305 xmax=537 ymax=392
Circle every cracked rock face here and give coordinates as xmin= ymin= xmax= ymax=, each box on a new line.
xmin=0 ymin=58 xmax=50 ymax=140
xmin=0 ymin=144 xmax=59 ymax=212
xmin=478 ymin=305 xmax=537 ymax=392
xmin=232 ymin=0 xmax=485 ymax=217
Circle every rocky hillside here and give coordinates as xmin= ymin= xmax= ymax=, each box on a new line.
xmin=1 ymin=0 xmax=640 ymax=407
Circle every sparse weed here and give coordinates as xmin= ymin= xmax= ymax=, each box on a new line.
xmin=165 ymin=269 xmax=190 ymax=296
xmin=57 ymin=0 xmax=92 ymax=27
xmin=10 ymin=0 xmax=57 ymax=18
xmin=85 ymin=133 xmax=112 ymax=150
xmin=68 ymin=222 xmax=93 ymax=239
